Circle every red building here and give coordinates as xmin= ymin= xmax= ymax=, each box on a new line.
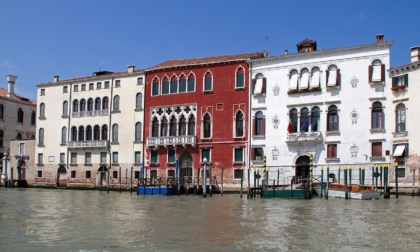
xmin=144 ymin=52 xmax=265 ymax=188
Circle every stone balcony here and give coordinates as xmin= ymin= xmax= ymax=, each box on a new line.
xmin=72 ymin=109 xmax=109 ymax=118
xmin=286 ymin=131 xmax=323 ymax=145
xmin=146 ymin=135 xmax=196 ymax=148
xmin=67 ymin=140 xmax=109 ymax=149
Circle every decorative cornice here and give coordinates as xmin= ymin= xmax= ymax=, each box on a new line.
xmin=389 ymin=61 xmax=420 ymax=76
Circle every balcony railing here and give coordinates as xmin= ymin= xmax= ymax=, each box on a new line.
xmin=286 ymin=131 xmax=323 ymax=144
xmin=72 ymin=109 xmax=109 ymax=118
xmin=67 ymin=140 xmax=109 ymax=148
xmin=147 ymin=135 xmax=196 ymax=147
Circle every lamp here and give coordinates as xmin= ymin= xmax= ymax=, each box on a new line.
xmin=203 ymin=157 xmax=207 ymax=197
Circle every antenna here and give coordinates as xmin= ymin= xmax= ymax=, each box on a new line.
xmin=263 ymin=35 xmax=270 ymax=52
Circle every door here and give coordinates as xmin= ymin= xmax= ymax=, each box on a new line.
xmin=179 ymin=152 xmax=193 ymax=184
xmin=295 ymin=155 xmax=310 ymax=183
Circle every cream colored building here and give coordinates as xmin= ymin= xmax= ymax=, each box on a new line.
xmin=35 ymin=66 xmax=145 ymax=188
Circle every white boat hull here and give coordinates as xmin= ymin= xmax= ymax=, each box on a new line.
xmin=315 ymin=188 xmax=380 ymax=200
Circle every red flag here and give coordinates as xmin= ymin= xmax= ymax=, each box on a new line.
xmin=287 ymin=122 xmax=293 ymax=134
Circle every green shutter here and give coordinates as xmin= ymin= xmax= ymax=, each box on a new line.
xmin=205 ymin=77 xmax=212 ymax=91
xmin=188 ymin=78 xmax=195 ymax=92
xmin=168 ymin=149 xmax=175 ymax=163
xmin=236 ymin=72 xmax=244 ymax=88
xmin=170 ymin=80 xmax=178 ymax=94
xmin=162 ymin=81 xmax=169 ymax=94
xmin=404 ymin=74 xmax=409 ymax=87
xmin=151 ymin=150 xmax=158 ymax=163
xmin=235 ymin=148 xmax=243 ymax=162
xmin=179 ymin=79 xmax=187 ymax=92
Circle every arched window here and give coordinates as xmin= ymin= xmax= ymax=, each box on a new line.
xmin=86 ymin=125 xmax=92 ymax=140
xmin=95 ymin=98 xmax=101 ymax=110
xmin=87 ymin=98 xmax=93 ymax=111
xmin=135 ymin=122 xmax=142 ymax=141
xmin=235 ymin=110 xmax=244 ymax=137
xmin=203 ymin=113 xmax=211 ymax=138
xmin=236 ymin=67 xmax=245 ymax=88
xmin=372 ymin=102 xmax=383 ymax=129
xmin=170 ymin=76 xmax=178 ymax=94
xmin=311 ymin=107 xmax=320 ymax=131
xmin=31 ymin=111 xmax=36 ymax=125
xmin=0 ymin=104 xmax=4 ymax=119
xmin=78 ymin=126 xmax=85 ymax=141
xmin=73 ymin=100 xmax=79 ymax=113
xmin=179 ymin=74 xmax=187 ymax=93
xmin=152 ymin=118 xmax=159 ymax=137
xmin=255 ymin=111 xmax=264 ymax=136
xmin=113 ymin=95 xmax=120 ymax=111
xmin=311 ymin=67 xmax=321 ymax=88
xmin=162 ymin=76 xmax=169 ymax=95
xmin=289 ymin=70 xmax=299 ymax=90
xmin=17 ymin=108 xmax=24 ymax=123
xmin=152 ymin=78 xmax=160 ymax=96
xmin=93 ymin=125 xmax=100 ymax=140
xmin=39 ymin=103 xmax=45 ymax=117
xmin=80 ymin=99 xmax=86 ymax=112
xmin=204 ymin=72 xmax=213 ymax=92
xmin=300 ymin=68 xmax=310 ymax=90
xmin=161 ymin=117 xmax=168 ymax=137
xmin=102 ymin=97 xmax=109 ymax=110
xmin=179 ymin=115 xmax=187 ymax=135
xmin=290 ymin=108 xmax=298 ymax=133
xmin=369 ymin=59 xmax=384 ymax=83
xmin=16 ymin=133 xmax=22 ymax=139
xmin=136 ymin=93 xmax=143 ymax=109
xmin=63 ymin=101 xmax=68 ymax=116
xmin=396 ymin=103 xmax=406 ymax=132
xmin=300 ymin=107 xmax=310 ymax=132
xmin=327 ymin=105 xmax=339 ymax=131
xmin=71 ymin=126 xmax=77 ymax=141
xmin=61 ymin=127 xmax=67 ymax=144
xmin=188 ymin=115 xmax=195 ymax=135
xmin=101 ymin=125 xmax=108 ymax=140
xmin=187 ymin=74 xmax=195 ymax=92
xmin=0 ymin=130 xmax=3 ymax=147
xmin=169 ymin=117 xmax=177 ymax=136
xmin=112 ymin=124 xmax=118 ymax=142
xmin=327 ymin=65 xmax=340 ymax=87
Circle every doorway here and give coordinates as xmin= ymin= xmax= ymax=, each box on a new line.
xmin=179 ymin=151 xmax=193 ymax=184
xmin=57 ymin=166 xmax=67 ymax=187
xmin=295 ymin=155 xmax=310 ymax=181
xmin=98 ymin=166 xmax=108 ymax=186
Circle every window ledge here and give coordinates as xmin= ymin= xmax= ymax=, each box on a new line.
xmin=62 ymin=115 xmax=69 ymax=119
xmin=135 ymin=108 xmax=144 ymax=112
xmin=167 ymin=162 xmax=176 ymax=166
xmin=99 ymin=163 xmax=108 ymax=166
xmin=203 ymin=90 xmax=213 ymax=94
xmin=252 ymin=93 xmax=266 ymax=97
xmin=200 ymin=162 xmax=212 ymax=166
xmin=133 ymin=140 xmax=143 ymax=144
xmin=38 ymin=117 xmax=46 ymax=120
xmin=84 ymin=163 xmax=92 ymax=166
xmin=391 ymin=85 xmax=407 ymax=91
xmin=111 ymin=141 xmax=119 ymax=145
xmin=234 ymin=136 xmax=245 ymax=140
xmin=37 ymin=163 xmax=44 ymax=166
xmin=370 ymin=156 xmax=385 ymax=162
xmin=70 ymin=164 xmax=78 ymax=167
xmin=235 ymin=87 xmax=245 ymax=90
xmin=370 ymin=128 xmax=385 ymax=133
xmin=111 ymin=163 xmax=119 ymax=166
xmin=233 ymin=161 xmax=245 ymax=165
xmin=288 ymin=88 xmax=321 ymax=95
xmin=37 ymin=144 xmax=45 ymax=147
xmin=111 ymin=110 xmax=121 ymax=114
xmin=369 ymin=81 xmax=385 ymax=86
xmin=253 ymin=135 xmax=265 ymax=139
xmin=201 ymin=137 xmax=212 ymax=142
xmin=134 ymin=163 xmax=142 ymax=166
xmin=325 ymin=158 xmax=340 ymax=162
xmin=326 ymin=131 xmax=340 ymax=136
xmin=326 ymin=85 xmax=340 ymax=90
xmin=150 ymin=162 xmax=160 ymax=167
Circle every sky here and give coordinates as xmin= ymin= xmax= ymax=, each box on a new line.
xmin=1 ymin=0 xmax=419 ymax=101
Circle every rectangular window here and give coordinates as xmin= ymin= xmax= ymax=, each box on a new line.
xmin=71 ymin=152 xmax=77 ymax=164
xmin=40 ymin=89 xmax=45 ymax=96
xmin=170 ymin=80 xmax=178 ymax=94
xmin=152 ymin=82 xmax=159 ymax=96
xmin=96 ymin=82 xmax=102 ymax=89
xmin=71 ymin=171 xmax=76 ymax=178
xmin=202 ymin=148 xmax=210 ymax=162
xmin=86 ymin=171 xmax=91 ymax=179
xmin=168 ymin=170 xmax=175 ymax=178
xmin=89 ymin=83 xmax=94 ymax=90
xmin=327 ymin=144 xmax=337 ymax=159
xmin=151 ymin=150 xmax=158 ymax=164
xmin=63 ymin=86 xmax=68 ymax=93
xmin=234 ymin=169 xmax=243 ymax=179
xmin=19 ymin=143 xmax=25 ymax=155
xmin=37 ymin=170 xmax=42 ymax=178
xmin=113 ymin=171 xmax=118 ymax=179
xmin=135 ymin=151 xmax=141 ymax=164
xmin=372 ymin=142 xmax=382 ymax=157
xmin=168 ymin=149 xmax=175 ymax=163
xmin=38 ymin=153 xmax=43 ymax=164
xmin=392 ymin=74 xmax=408 ymax=89
xmin=73 ymin=85 xmax=78 ymax=92
xmin=85 ymin=152 xmax=91 ymax=164
xmin=60 ymin=153 xmax=65 ymax=164
xmin=204 ymin=76 xmax=212 ymax=91
xmin=112 ymin=152 xmax=119 ymax=164
xmin=236 ymin=72 xmax=244 ymax=88
xmin=104 ymin=81 xmax=110 ymax=89
xmin=179 ymin=79 xmax=187 ymax=93
xmin=187 ymin=77 xmax=195 ymax=92
xmin=81 ymin=84 xmax=86 ymax=91
xmin=234 ymin=147 xmax=244 ymax=163
xmin=150 ymin=170 xmax=158 ymax=179
xmin=115 ymin=80 xmax=121 ymax=87
xmin=100 ymin=152 xmax=107 ymax=163
xmin=162 ymin=80 xmax=170 ymax=95
xmin=253 ymin=148 xmax=264 ymax=161
xmin=137 ymin=77 xmax=144 ymax=85
xmin=134 ymin=171 xmax=140 ymax=179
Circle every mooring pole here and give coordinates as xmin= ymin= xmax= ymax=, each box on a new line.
xmin=413 ymin=169 xmax=416 ymax=197
xmin=326 ymin=166 xmax=329 ymax=200
xmin=395 ymin=162 xmax=399 ymax=198
xmin=203 ymin=157 xmax=207 ymax=198
xmin=372 ymin=166 xmax=374 ymax=188
xmin=338 ymin=166 xmax=341 ymax=184
xmin=309 ymin=154 xmax=313 ymax=198
xmin=359 ymin=166 xmax=362 ymax=185
xmin=384 ymin=164 xmax=389 ymax=199
xmin=320 ymin=166 xmax=324 ymax=198
xmin=362 ymin=165 xmax=365 ymax=185
xmin=344 ymin=165 xmax=348 ymax=199
xmin=221 ymin=168 xmax=224 ymax=196
xmin=349 ymin=166 xmax=352 ymax=186
xmin=119 ymin=167 xmax=122 ymax=193
xmin=240 ymin=166 xmax=244 ymax=198
xmin=253 ymin=167 xmax=257 ymax=198
xmin=130 ymin=166 xmax=133 ymax=195
xmin=247 ymin=166 xmax=250 ymax=199
xmin=380 ymin=164 xmax=383 ymax=187
xmin=176 ymin=159 xmax=180 ymax=196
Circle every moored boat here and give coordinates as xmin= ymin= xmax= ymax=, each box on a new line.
xmin=314 ymin=183 xmax=380 ymax=200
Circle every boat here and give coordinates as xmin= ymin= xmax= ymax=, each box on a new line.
xmin=314 ymin=183 xmax=380 ymax=200
xmin=260 ymin=179 xmax=312 ymax=199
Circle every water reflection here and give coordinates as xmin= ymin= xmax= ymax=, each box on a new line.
xmin=1 ymin=188 xmax=420 ymax=251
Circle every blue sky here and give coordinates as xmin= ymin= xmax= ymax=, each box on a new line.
xmin=1 ymin=0 xmax=419 ymax=100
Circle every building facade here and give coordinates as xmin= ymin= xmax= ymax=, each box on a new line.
xmin=248 ymin=35 xmax=393 ymax=185
xmin=35 ymin=67 xmax=145 ymax=187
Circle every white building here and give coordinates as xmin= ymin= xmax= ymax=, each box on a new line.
xmin=1 ymin=75 xmax=36 ymax=186
xmin=248 ymin=35 xmax=393 ymax=186
xmin=35 ymin=66 xmax=145 ymax=187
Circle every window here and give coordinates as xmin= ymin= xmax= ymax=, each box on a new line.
xmin=392 ymin=74 xmax=408 ymax=90
xmin=0 ymin=130 xmax=3 ymax=147
xmin=300 ymin=107 xmax=310 ymax=132
xmin=152 ymin=78 xmax=160 ymax=96
xmin=137 ymin=77 xmax=144 ymax=85
xmin=40 ymin=89 xmax=45 ymax=96
xmin=80 ymin=99 xmax=86 ymax=112
xmin=38 ymin=128 xmax=44 ymax=145
xmin=252 ymin=148 xmax=264 ymax=161
xmin=236 ymin=67 xmax=245 ymax=88
xmin=71 ymin=152 xmax=77 ymax=164
xmin=63 ymin=86 xmax=68 ymax=93
xmin=31 ymin=111 xmax=36 ymax=125
xmin=234 ymin=169 xmax=243 ymax=179
xmin=327 ymin=144 xmax=337 ymax=159
xmin=135 ymin=93 xmax=143 ymax=109
xmin=372 ymin=142 xmax=382 ymax=157
xmin=101 ymin=125 xmax=108 ymax=140
xmin=150 ymin=149 xmax=158 ymax=164
xmin=187 ymin=74 xmax=195 ymax=92
xmin=135 ymin=171 xmax=140 ymax=179
xmin=71 ymin=126 xmax=77 ymax=141
xmin=60 ymin=153 xmax=65 ymax=164
xmin=37 ymin=170 xmax=42 ymax=178
xmin=86 ymin=171 xmax=91 ymax=179
xmin=167 ymin=170 xmax=175 ymax=178
xmin=311 ymin=107 xmax=320 ymax=131
xmin=152 ymin=118 xmax=159 ymax=137
xmin=16 ymin=133 xmax=22 ymax=139
xmin=113 ymin=171 xmax=118 ymax=179
xmin=73 ymin=85 xmax=79 ymax=92
xmin=253 ymin=73 xmax=266 ymax=95
xmin=79 ymin=126 xmax=85 ymax=141
xmin=61 ymin=127 xmax=67 ymax=144
xmin=161 ymin=117 xmax=168 ymax=137
xmin=310 ymin=67 xmax=321 ymax=88
xmin=38 ymin=153 xmax=44 ymax=164
xmin=104 ymin=81 xmax=110 ymax=89
xmin=62 ymin=101 xmax=68 ymax=116
xmin=113 ymin=95 xmax=120 ymax=111
xmin=188 ymin=115 xmax=195 ymax=135
xmin=135 ymin=122 xmax=142 ymax=141
xmin=96 ymin=82 xmax=102 ymax=89
xmin=289 ymin=70 xmax=299 ymax=90
xmin=85 ymin=152 xmax=91 ymax=164
xmin=234 ymin=147 xmax=244 ymax=163
xmin=100 ymin=152 xmax=107 ymax=163
xmin=327 ymin=105 xmax=339 ymax=132
xmin=179 ymin=75 xmax=187 ymax=93
xmin=73 ymin=100 xmax=79 ymax=113
xmin=135 ymin=151 xmax=141 ymax=164
xmin=81 ymin=84 xmax=86 ymax=91
xmin=204 ymin=72 xmax=213 ymax=92
xmin=369 ymin=60 xmax=384 ymax=83
xmin=87 ymin=98 xmax=93 ymax=111
xmin=202 ymin=113 xmax=211 ymax=138
xmin=254 ymin=111 xmax=265 ymax=136
xmin=326 ymin=65 xmax=340 ymax=87
xmin=112 ymin=152 xmax=119 ymax=164
xmin=102 ymin=97 xmax=109 ymax=110
xmin=179 ymin=115 xmax=187 ymax=135
xmin=202 ymin=148 xmax=210 ymax=162
xmin=150 ymin=170 xmax=158 ymax=179
xmin=0 ymin=104 xmax=3 ymax=119
xmin=235 ymin=110 xmax=244 ymax=137
xmin=89 ymin=83 xmax=94 ymax=90
xmin=396 ymin=103 xmax=406 ymax=132
xmin=95 ymin=98 xmax=101 ymax=110
xmin=170 ymin=77 xmax=178 ymax=94
xmin=86 ymin=126 xmax=92 ymax=140
xmin=112 ymin=124 xmax=118 ymax=142
xmin=94 ymin=125 xmax=100 ymax=140
xmin=162 ymin=77 xmax=170 ymax=95
xmin=371 ymin=102 xmax=384 ymax=130
xmin=168 ymin=149 xmax=175 ymax=163
xmin=19 ymin=143 xmax=25 ymax=155
xmin=115 ymin=80 xmax=121 ymax=87
xmin=300 ymin=68 xmax=310 ymax=90
xmin=17 ymin=108 xmax=23 ymax=123
xmin=169 ymin=117 xmax=177 ymax=136
xmin=71 ymin=171 xmax=76 ymax=178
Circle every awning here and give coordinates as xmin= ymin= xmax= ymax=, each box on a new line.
xmin=393 ymin=145 xmax=405 ymax=157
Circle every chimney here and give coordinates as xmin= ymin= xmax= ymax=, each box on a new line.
xmin=410 ymin=46 xmax=420 ymax=62
xmin=54 ymin=75 xmax=59 ymax=82
xmin=6 ymin=75 xmax=17 ymax=99
xmin=128 ymin=65 xmax=135 ymax=73
xmin=376 ymin=34 xmax=384 ymax=43
xmin=284 ymin=50 xmax=289 ymax=55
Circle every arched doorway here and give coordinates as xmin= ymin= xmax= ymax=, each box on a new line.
xmin=179 ymin=152 xmax=193 ymax=184
xmin=17 ymin=160 xmax=26 ymax=180
xmin=98 ymin=166 xmax=108 ymax=186
xmin=57 ymin=166 xmax=67 ymax=187
xmin=295 ymin=155 xmax=310 ymax=180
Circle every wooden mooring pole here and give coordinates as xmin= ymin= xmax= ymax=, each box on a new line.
xmin=221 ymin=168 xmax=224 ymax=196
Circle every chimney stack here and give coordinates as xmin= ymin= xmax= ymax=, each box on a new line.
xmin=284 ymin=50 xmax=289 ymax=55
xmin=410 ymin=46 xmax=420 ymax=62
xmin=6 ymin=75 xmax=17 ymax=99
xmin=54 ymin=75 xmax=59 ymax=82
xmin=376 ymin=34 xmax=384 ymax=43
xmin=128 ymin=65 xmax=135 ymax=73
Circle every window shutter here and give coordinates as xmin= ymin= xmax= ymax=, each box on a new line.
xmin=381 ymin=111 xmax=385 ymax=129
xmin=262 ymin=117 xmax=266 ymax=136
xmin=252 ymin=118 xmax=256 ymax=136
xmin=262 ymin=78 xmax=267 ymax=94
xmin=252 ymin=79 xmax=256 ymax=94
xmin=251 ymin=148 xmax=255 ymax=161
xmin=404 ymin=74 xmax=409 ymax=87
xmin=381 ymin=64 xmax=385 ymax=82
xmin=392 ymin=77 xmax=397 ymax=87
xmin=368 ymin=65 xmax=373 ymax=83
xmin=325 ymin=70 xmax=329 ymax=86
xmin=336 ymin=69 xmax=340 ymax=86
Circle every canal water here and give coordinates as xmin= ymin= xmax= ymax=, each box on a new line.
xmin=1 ymin=188 xmax=419 ymax=252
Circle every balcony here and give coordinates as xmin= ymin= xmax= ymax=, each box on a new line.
xmin=67 ymin=140 xmax=108 ymax=149
xmin=146 ymin=136 xmax=196 ymax=148
xmin=72 ymin=110 xmax=109 ymax=118
xmin=286 ymin=131 xmax=323 ymax=145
